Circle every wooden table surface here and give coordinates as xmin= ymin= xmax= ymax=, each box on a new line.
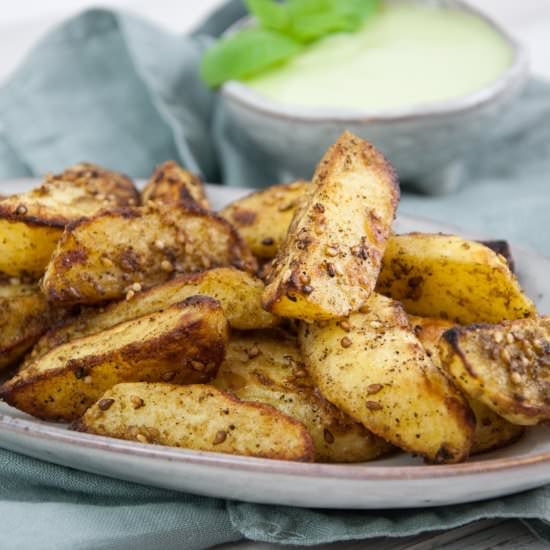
xmin=1 ymin=1 xmax=549 ymax=548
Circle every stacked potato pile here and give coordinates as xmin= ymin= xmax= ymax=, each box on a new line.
xmin=0 ymin=134 xmax=547 ymax=464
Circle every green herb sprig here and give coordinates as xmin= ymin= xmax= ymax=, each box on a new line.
xmin=200 ymin=0 xmax=380 ymax=88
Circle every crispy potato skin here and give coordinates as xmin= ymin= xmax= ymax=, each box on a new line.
xmin=0 ymin=164 xmax=138 ymax=277
xmin=27 ymin=268 xmax=278 ymax=366
xmin=42 ymin=203 xmax=257 ymax=304
xmin=0 ymin=283 xmax=66 ymax=370
xmin=410 ymin=316 xmax=524 ymax=454
xmin=262 ymin=132 xmax=399 ymax=321
xmin=300 ymin=293 xmax=475 ymax=463
xmin=213 ymin=330 xmax=394 ymax=462
xmin=219 ymin=181 xmax=310 ymax=259
xmin=142 ymin=161 xmax=210 ymax=210
xmin=0 ymin=296 xmax=228 ymax=421
xmin=73 ymin=382 xmax=315 ymax=462
xmin=440 ymin=317 xmax=550 ymax=426
xmin=377 ymin=233 xmax=535 ymax=324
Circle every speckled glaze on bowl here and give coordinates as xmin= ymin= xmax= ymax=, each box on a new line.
xmin=219 ymin=0 xmax=528 ymax=194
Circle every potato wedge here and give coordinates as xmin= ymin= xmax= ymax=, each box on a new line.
xmin=440 ymin=317 xmax=550 ymax=425
xmin=0 ymin=164 xmax=139 ymax=277
xmin=213 ymin=330 xmax=394 ymax=462
xmin=376 ymin=233 xmax=535 ymax=324
xmin=27 ymin=268 xmax=278 ymax=365
xmin=262 ymin=132 xmax=399 ymax=321
xmin=142 ymin=161 xmax=210 ymax=210
xmin=0 ymin=281 xmax=65 ymax=370
xmin=0 ymin=296 xmax=228 ymax=421
xmin=74 ymin=382 xmax=315 ymax=462
xmin=219 ymin=181 xmax=310 ymax=259
xmin=42 ymin=203 xmax=257 ymax=304
xmin=299 ymin=293 xmax=475 ymax=463
xmin=410 ymin=316 xmax=524 ymax=454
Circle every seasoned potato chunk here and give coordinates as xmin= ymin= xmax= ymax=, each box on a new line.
xmin=213 ymin=331 xmax=394 ymax=462
xmin=0 ymin=296 xmax=228 ymax=421
xmin=410 ymin=316 xmax=524 ymax=454
xmin=0 ymin=281 xmax=65 ymax=370
xmin=262 ymin=132 xmax=399 ymax=321
xmin=27 ymin=268 xmax=278 ymax=365
xmin=74 ymin=383 xmax=315 ymax=462
xmin=42 ymin=203 xmax=257 ymax=304
xmin=376 ymin=233 xmax=535 ymax=324
xmin=142 ymin=161 xmax=210 ymax=210
xmin=300 ymin=293 xmax=475 ymax=463
xmin=0 ymin=164 xmax=139 ymax=277
xmin=219 ymin=181 xmax=310 ymax=259
xmin=440 ymin=317 xmax=550 ymax=425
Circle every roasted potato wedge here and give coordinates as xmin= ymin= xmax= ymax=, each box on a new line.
xmin=410 ymin=316 xmax=524 ymax=454
xmin=42 ymin=203 xmax=257 ymax=304
xmin=0 ymin=296 xmax=228 ymax=421
xmin=213 ymin=330 xmax=394 ymax=462
xmin=263 ymin=132 xmax=399 ymax=321
xmin=0 ymin=281 xmax=65 ymax=370
xmin=300 ymin=293 xmax=475 ymax=463
xmin=376 ymin=233 xmax=535 ymax=324
xmin=0 ymin=164 xmax=138 ymax=277
xmin=440 ymin=317 xmax=550 ymax=425
xmin=27 ymin=268 xmax=278 ymax=365
xmin=74 ymin=382 xmax=315 ymax=462
xmin=142 ymin=161 xmax=210 ymax=210
xmin=219 ymin=180 xmax=310 ymax=259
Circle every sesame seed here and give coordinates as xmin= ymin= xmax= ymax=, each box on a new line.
xmin=154 ymin=239 xmax=165 ymax=250
xmin=339 ymin=320 xmax=351 ymax=332
xmin=125 ymin=289 xmax=135 ymax=301
xmin=510 ymin=371 xmax=522 ymax=385
xmin=161 ymin=260 xmax=173 ymax=272
xmin=323 ymin=428 xmax=335 ymax=444
xmin=493 ymin=332 xmax=503 ymax=344
xmin=359 ymin=305 xmax=370 ymax=314
xmin=102 ymin=257 xmax=114 ymax=268
xmin=299 ymin=273 xmax=311 ymax=285
xmin=131 ymin=282 xmax=142 ymax=292
xmin=367 ymin=384 xmax=383 ymax=395
xmin=294 ymin=368 xmax=307 ymax=378
xmin=191 ymin=361 xmax=205 ymax=371
xmin=500 ymin=348 xmax=511 ymax=363
xmin=136 ymin=434 xmax=149 ymax=444
xmin=506 ymin=333 xmax=515 ymax=344
xmin=326 ymin=245 xmax=338 ymax=257
xmin=83 ymin=376 xmax=92 ymax=384
xmin=341 ymin=336 xmax=352 ymax=348
xmin=326 ymin=263 xmax=336 ymax=277
xmin=161 ymin=371 xmax=176 ymax=381
xmin=213 ymin=430 xmax=227 ymax=445
xmin=247 ymin=346 xmax=260 ymax=359
xmin=9 ymin=277 xmax=20 ymax=285
xmin=370 ymin=321 xmax=382 ymax=329
xmin=366 ymin=400 xmax=383 ymax=411
xmin=130 ymin=395 xmax=144 ymax=409
xmin=261 ymin=237 xmax=274 ymax=246
xmin=98 ymin=398 xmax=115 ymax=411
xmin=302 ymin=285 xmax=313 ymax=294
xmin=15 ymin=204 xmax=28 ymax=215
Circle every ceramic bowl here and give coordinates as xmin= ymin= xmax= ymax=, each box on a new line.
xmin=218 ymin=0 xmax=528 ymax=194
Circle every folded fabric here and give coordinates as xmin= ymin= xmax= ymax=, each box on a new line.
xmin=2 ymin=448 xmax=550 ymax=550
xmin=1 ymin=3 xmax=550 ymax=550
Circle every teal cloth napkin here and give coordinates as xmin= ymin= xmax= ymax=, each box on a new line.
xmin=1 ymin=3 xmax=550 ymax=549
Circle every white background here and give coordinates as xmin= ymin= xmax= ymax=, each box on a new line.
xmin=0 ymin=0 xmax=549 ymax=83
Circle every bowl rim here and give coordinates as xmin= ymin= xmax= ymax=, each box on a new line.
xmin=220 ymin=0 xmax=529 ymax=123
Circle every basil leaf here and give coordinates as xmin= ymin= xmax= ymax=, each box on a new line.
xmin=200 ymin=28 xmax=302 ymax=88
xmin=290 ymin=13 xmax=359 ymax=43
xmin=245 ymin=0 xmax=289 ymax=32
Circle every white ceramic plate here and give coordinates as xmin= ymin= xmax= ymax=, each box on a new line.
xmin=0 ymin=181 xmax=549 ymax=509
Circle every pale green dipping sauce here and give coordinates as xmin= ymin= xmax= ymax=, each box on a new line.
xmin=243 ymin=3 xmax=513 ymax=110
